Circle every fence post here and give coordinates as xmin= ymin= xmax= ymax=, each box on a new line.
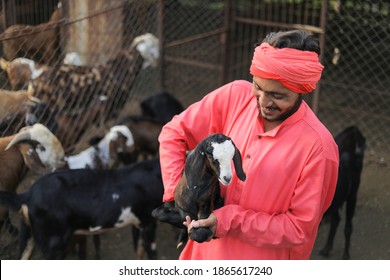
xmin=311 ymin=0 xmax=328 ymax=114
xmin=220 ymin=0 xmax=233 ymax=85
xmin=2 ymin=0 xmax=16 ymax=27
xmin=157 ymin=0 xmax=165 ymax=92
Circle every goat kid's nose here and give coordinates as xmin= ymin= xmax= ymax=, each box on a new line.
xmin=222 ymin=175 xmax=232 ymax=184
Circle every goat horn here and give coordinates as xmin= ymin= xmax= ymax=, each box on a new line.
xmin=27 ymin=95 xmax=41 ymax=103
xmin=5 ymin=131 xmax=32 ymax=151
xmin=232 ymin=146 xmax=246 ymax=182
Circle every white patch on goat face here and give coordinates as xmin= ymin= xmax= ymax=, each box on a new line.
xmin=109 ymin=125 xmax=134 ymax=147
xmin=132 ymin=33 xmax=159 ymax=68
xmin=66 ymin=147 xmax=96 ymax=169
xmin=211 ymin=140 xmax=235 ymax=185
xmin=27 ymin=124 xmax=65 ymax=170
xmin=115 ymin=207 xmax=140 ymax=228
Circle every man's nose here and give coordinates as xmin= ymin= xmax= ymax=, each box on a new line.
xmin=258 ymin=93 xmax=273 ymax=107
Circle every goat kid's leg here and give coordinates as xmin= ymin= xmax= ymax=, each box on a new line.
xmin=319 ymin=211 xmax=341 ymax=257
xmin=43 ymin=235 xmax=70 ymax=260
xmin=18 ymin=221 xmax=34 ymax=260
xmin=66 ymin=235 xmax=100 ymax=259
xmin=136 ymin=236 xmax=145 ymax=260
xmin=32 ymin=225 xmax=71 ymax=260
xmin=76 ymin=236 xmax=87 ymax=260
xmin=93 ymin=235 xmax=101 ymax=259
xmin=176 ymin=210 xmax=193 ymax=248
xmin=189 ymin=205 xmax=214 ymax=243
xmin=132 ymin=226 xmax=141 ymax=255
xmin=177 ymin=228 xmax=188 ymax=249
xmin=343 ymin=193 xmax=358 ymax=260
xmin=0 ymin=208 xmax=18 ymax=236
xmin=65 ymin=235 xmax=86 ymax=259
xmin=20 ymin=238 xmax=35 ymax=260
xmin=132 ymin=226 xmax=146 ymax=259
xmin=141 ymin=221 xmax=158 ymax=260
xmin=4 ymin=216 xmax=18 ymax=236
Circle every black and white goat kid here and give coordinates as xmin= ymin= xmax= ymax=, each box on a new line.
xmin=0 ymin=158 xmax=163 ymax=259
xmin=153 ymin=133 xmax=246 ymax=247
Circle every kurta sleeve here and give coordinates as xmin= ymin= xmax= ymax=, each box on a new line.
xmin=158 ymin=83 xmax=234 ymax=201
xmin=213 ymin=154 xmax=338 ymax=248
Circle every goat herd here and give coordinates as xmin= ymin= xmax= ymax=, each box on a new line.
xmin=0 ymin=91 xmax=185 ymax=260
xmin=0 ymin=97 xmax=367 ymax=260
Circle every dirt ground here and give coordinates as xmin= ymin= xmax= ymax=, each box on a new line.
xmin=0 ymin=151 xmax=389 ymax=260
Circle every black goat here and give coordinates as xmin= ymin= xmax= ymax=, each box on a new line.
xmin=152 ymin=133 xmax=246 ymax=247
xmin=319 ymin=126 xmax=366 ymax=259
xmin=0 ymin=158 xmax=163 ymax=260
xmin=140 ymin=92 xmax=184 ymax=124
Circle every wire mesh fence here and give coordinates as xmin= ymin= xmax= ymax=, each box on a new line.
xmin=0 ymin=0 xmax=388 ymax=165
xmin=319 ymin=0 xmax=390 ymax=166
xmin=0 ymin=0 xmax=160 ymax=152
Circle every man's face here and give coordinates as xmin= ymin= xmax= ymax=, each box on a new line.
xmin=252 ymin=76 xmax=302 ymax=124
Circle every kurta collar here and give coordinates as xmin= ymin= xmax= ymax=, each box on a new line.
xmin=257 ymin=101 xmax=307 ymax=137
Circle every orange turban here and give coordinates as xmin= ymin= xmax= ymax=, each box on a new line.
xmin=250 ymin=43 xmax=324 ymax=94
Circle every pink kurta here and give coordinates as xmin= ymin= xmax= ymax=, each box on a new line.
xmin=158 ymin=80 xmax=339 ymax=259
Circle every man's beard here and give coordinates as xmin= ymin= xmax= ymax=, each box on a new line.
xmin=258 ymin=96 xmax=302 ymax=122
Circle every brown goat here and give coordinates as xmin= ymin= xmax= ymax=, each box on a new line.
xmin=0 ymin=57 xmax=48 ymax=90
xmin=0 ymin=123 xmax=66 ymax=235
xmin=27 ymin=33 xmax=159 ymax=151
xmin=0 ymin=88 xmax=36 ymax=120
xmin=0 ymin=7 xmax=62 ymax=65
xmin=0 ymin=89 xmax=42 ymax=137
xmin=30 ymin=34 xmax=159 ymax=122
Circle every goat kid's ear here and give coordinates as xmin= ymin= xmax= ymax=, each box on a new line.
xmin=109 ymin=140 xmax=119 ymax=161
xmin=233 ymin=146 xmax=246 ymax=182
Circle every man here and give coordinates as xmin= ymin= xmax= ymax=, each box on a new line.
xmin=158 ymin=30 xmax=339 ymax=259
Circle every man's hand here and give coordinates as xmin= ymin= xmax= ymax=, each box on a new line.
xmin=183 ymin=213 xmax=218 ymax=242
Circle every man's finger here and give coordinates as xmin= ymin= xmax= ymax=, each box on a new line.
xmin=183 ymin=216 xmax=192 ymax=227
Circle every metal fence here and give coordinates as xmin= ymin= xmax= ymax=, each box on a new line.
xmin=0 ymin=0 xmax=389 ymax=164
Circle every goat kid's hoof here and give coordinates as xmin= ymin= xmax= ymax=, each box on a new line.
xmin=189 ymin=227 xmax=213 ymax=243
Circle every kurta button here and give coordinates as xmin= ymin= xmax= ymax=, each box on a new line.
xmin=246 ymin=155 xmax=251 ymax=159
